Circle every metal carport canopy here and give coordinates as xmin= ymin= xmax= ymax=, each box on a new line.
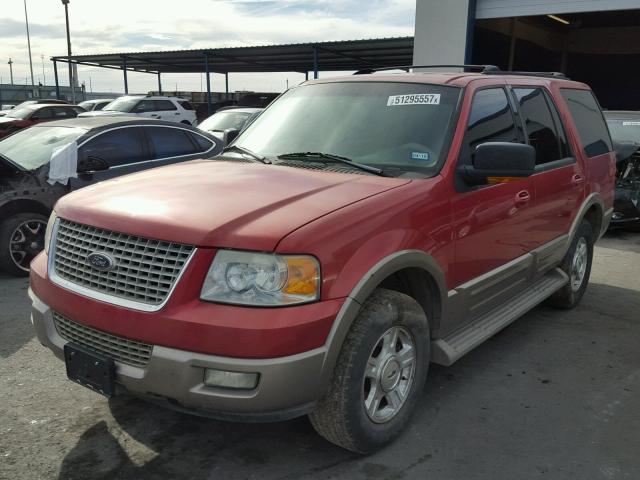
xmin=51 ymin=37 xmax=414 ymax=74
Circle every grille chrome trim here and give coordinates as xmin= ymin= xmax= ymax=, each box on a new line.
xmin=53 ymin=311 xmax=152 ymax=367
xmin=48 ymin=218 xmax=196 ymax=312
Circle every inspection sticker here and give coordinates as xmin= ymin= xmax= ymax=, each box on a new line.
xmin=622 ymin=121 xmax=640 ymax=126
xmin=387 ymin=94 xmax=440 ymax=106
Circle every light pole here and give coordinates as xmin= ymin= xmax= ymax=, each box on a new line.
xmin=23 ymin=0 xmax=35 ymax=88
xmin=8 ymin=58 xmax=14 ymax=85
xmin=41 ymin=54 xmax=45 ymax=85
xmin=61 ymin=0 xmax=75 ymax=103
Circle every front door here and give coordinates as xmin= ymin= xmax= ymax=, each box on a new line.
xmin=451 ymin=86 xmax=538 ymax=320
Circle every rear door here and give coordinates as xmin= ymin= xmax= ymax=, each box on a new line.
xmin=152 ymin=100 xmax=180 ymax=122
xmin=509 ymin=85 xmax=585 ymax=269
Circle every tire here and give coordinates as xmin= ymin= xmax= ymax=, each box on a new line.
xmin=547 ymin=219 xmax=594 ymax=309
xmin=309 ymin=288 xmax=430 ymax=454
xmin=0 ymin=212 xmax=48 ymax=277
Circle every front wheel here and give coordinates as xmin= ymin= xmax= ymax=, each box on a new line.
xmin=309 ymin=288 xmax=430 ymax=453
xmin=0 ymin=212 xmax=48 ymax=277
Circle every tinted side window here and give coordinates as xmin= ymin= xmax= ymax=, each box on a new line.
xmin=189 ymin=132 xmax=214 ymax=152
xmin=32 ymin=107 xmax=54 ymax=120
xmin=153 ymin=100 xmax=177 ymax=111
xmin=81 ymin=128 xmax=147 ymax=167
xmin=513 ymin=88 xmax=566 ymax=165
xmin=560 ymin=89 xmax=612 ymax=157
xmin=178 ymin=101 xmax=194 ymax=110
xmin=146 ymin=127 xmax=197 ymax=158
xmin=132 ymin=100 xmax=154 ymax=113
xmin=463 ymin=88 xmax=518 ymax=166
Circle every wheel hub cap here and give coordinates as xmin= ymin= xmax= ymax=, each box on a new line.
xmin=571 ymin=237 xmax=588 ymax=292
xmin=363 ymin=326 xmax=417 ymax=424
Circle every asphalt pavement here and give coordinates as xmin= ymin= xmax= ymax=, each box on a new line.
xmin=1 ymin=231 xmax=639 ymax=480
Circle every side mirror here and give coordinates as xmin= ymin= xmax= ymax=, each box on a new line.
xmin=460 ymin=142 xmax=535 ymax=185
xmin=77 ymin=155 xmax=109 ymax=174
xmin=223 ymin=128 xmax=240 ymax=146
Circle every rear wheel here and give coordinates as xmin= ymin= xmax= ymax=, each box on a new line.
xmin=547 ymin=219 xmax=594 ymax=309
xmin=309 ymin=288 xmax=430 ymax=453
xmin=0 ymin=213 xmax=48 ymax=277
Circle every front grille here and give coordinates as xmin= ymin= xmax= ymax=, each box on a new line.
xmin=53 ymin=219 xmax=194 ymax=306
xmin=53 ymin=312 xmax=153 ymax=367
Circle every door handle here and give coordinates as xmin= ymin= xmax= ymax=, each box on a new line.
xmin=572 ymin=174 xmax=584 ymax=186
xmin=515 ymin=190 xmax=531 ymax=206
xmin=174 ymin=112 xmax=180 ymax=115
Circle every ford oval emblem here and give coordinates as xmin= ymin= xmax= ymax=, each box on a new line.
xmin=86 ymin=252 xmax=116 ymax=271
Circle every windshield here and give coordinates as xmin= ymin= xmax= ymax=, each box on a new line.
xmin=606 ymin=118 xmax=640 ymax=144
xmin=235 ymin=82 xmax=461 ymax=176
xmin=0 ymin=126 xmax=86 ymax=170
xmin=10 ymin=100 xmax=36 ymax=111
xmin=7 ymin=107 xmax=34 ymax=119
xmin=199 ymin=111 xmax=251 ymax=132
xmin=103 ymin=97 xmax=140 ymax=112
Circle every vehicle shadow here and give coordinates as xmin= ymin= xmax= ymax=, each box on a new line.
xmin=55 ymin=280 xmax=640 ymax=480
xmin=0 ymin=273 xmax=33 ymax=358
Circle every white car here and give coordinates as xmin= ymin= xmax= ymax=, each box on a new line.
xmin=79 ymin=96 xmax=197 ymax=126
xmin=198 ymin=107 xmax=263 ymax=143
xmin=77 ymin=99 xmax=113 ymax=112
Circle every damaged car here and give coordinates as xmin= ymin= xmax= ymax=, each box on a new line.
xmin=604 ymin=111 xmax=640 ymax=230
xmin=0 ymin=117 xmax=222 ymax=276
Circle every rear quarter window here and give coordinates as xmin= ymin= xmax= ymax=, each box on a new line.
xmin=560 ymin=89 xmax=612 ymax=157
xmin=178 ymin=101 xmax=194 ymax=110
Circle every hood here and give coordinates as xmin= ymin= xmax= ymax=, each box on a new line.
xmin=78 ymin=110 xmax=130 ymax=118
xmin=55 ymin=159 xmax=411 ymax=250
xmin=0 ymin=154 xmax=26 ymax=173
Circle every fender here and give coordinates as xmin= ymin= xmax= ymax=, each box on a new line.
xmin=563 ymin=192 xmax=609 ymax=257
xmin=318 ymin=249 xmax=447 ymax=388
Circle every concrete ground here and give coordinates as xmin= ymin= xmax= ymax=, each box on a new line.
xmin=1 ymin=232 xmax=639 ymax=480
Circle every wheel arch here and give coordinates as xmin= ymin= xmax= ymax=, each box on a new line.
xmin=319 ymin=250 xmax=447 ymax=388
xmin=0 ymin=199 xmax=51 ymax=222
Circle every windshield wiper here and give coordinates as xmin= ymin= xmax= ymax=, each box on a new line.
xmin=277 ymin=152 xmax=384 ymax=176
xmin=222 ymin=145 xmax=271 ymax=164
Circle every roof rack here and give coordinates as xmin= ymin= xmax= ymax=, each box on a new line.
xmin=353 ymin=65 xmax=570 ymax=80
xmin=484 ymin=70 xmax=569 ymax=79
xmin=353 ymin=64 xmax=500 ymax=75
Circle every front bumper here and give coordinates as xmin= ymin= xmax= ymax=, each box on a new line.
xmin=29 ymin=288 xmax=328 ymax=421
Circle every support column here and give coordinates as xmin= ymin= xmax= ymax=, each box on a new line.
xmin=205 ymin=55 xmax=212 ymax=115
xmin=225 ymin=72 xmax=229 ymax=95
xmin=508 ymin=18 xmax=517 ymax=71
xmin=157 ymin=72 xmax=162 ymax=95
xmin=313 ymin=46 xmax=319 ymax=79
xmin=305 ymin=72 xmax=309 ymax=81
xmin=53 ymin=59 xmax=60 ymax=100
xmin=122 ymin=57 xmax=128 ymax=94
xmin=413 ymin=0 xmax=473 ymax=66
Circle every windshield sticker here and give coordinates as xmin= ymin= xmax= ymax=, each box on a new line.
xmin=411 ymin=152 xmax=430 ymax=161
xmin=622 ymin=121 xmax=640 ymax=126
xmin=387 ymin=94 xmax=440 ymax=106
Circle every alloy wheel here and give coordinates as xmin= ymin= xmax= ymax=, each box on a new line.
xmin=9 ymin=219 xmax=47 ymax=272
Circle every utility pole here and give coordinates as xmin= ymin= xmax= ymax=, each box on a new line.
xmin=8 ymin=58 xmax=14 ymax=85
xmin=23 ymin=0 xmax=35 ymax=87
xmin=40 ymin=54 xmax=45 ymax=85
xmin=61 ymin=0 xmax=75 ymax=103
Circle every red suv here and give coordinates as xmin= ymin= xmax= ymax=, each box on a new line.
xmin=29 ymin=67 xmax=615 ymax=453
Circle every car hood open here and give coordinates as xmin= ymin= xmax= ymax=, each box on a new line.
xmin=55 ymin=159 xmax=411 ymax=250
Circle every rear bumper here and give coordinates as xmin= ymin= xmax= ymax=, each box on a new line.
xmin=29 ymin=288 xmax=327 ymax=420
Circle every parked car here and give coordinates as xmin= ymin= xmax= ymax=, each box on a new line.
xmin=30 ymin=68 xmax=615 ymax=453
xmin=0 ymin=104 xmax=85 ymax=139
xmin=603 ymin=111 xmax=640 ymax=230
xmin=77 ymin=99 xmax=113 ymax=112
xmin=0 ymin=117 xmax=222 ymax=276
xmin=198 ymin=107 xmax=262 ymax=144
xmin=0 ymin=99 xmax=70 ymax=117
xmin=79 ymin=95 xmax=197 ymax=126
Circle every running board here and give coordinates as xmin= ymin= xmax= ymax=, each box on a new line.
xmin=431 ymin=268 xmax=569 ymax=366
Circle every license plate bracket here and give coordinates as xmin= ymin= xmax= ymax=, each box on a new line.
xmin=64 ymin=343 xmax=115 ymax=397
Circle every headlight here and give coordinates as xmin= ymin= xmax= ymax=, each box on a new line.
xmin=44 ymin=211 xmax=57 ymax=254
xmin=200 ymin=250 xmax=320 ymax=306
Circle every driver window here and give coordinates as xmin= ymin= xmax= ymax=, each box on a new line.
xmin=32 ymin=108 xmax=53 ymax=120
xmin=79 ymin=128 xmax=148 ymax=167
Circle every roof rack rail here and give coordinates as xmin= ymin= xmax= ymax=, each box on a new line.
xmin=484 ymin=70 xmax=569 ymax=79
xmin=353 ymin=64 xmax=500 ymax=75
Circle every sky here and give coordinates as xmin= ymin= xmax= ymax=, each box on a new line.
xmin=0 ymin=0 xmax=416 ymax=95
